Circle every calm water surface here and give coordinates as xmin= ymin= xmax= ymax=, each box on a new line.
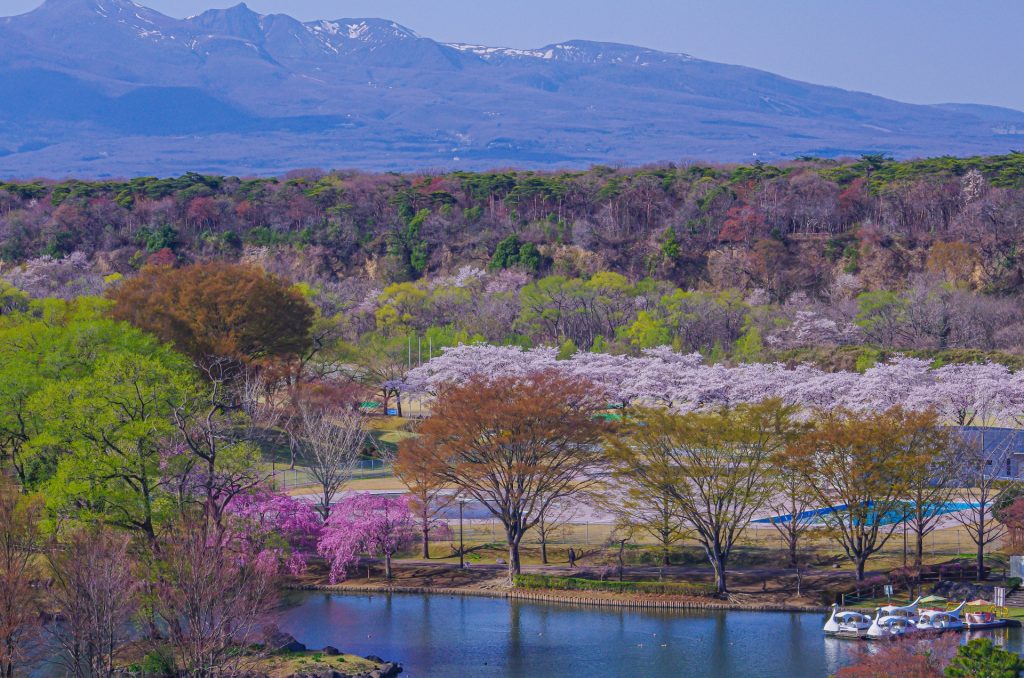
xmin=274 ymin=591 xmax=1024 ymax=678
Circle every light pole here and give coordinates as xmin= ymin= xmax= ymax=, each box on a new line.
xmin=903 ymin=506 xmax=908 ymax=568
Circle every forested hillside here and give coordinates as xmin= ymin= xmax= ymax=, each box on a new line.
xmin=4 ymin=153 xmax=1024 ymax=367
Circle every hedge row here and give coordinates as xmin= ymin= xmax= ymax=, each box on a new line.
xmin=513 ymin=574 xmax=716 ymax=597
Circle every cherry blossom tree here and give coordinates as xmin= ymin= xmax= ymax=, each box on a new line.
xmin=404 ymin=344 xmax=1023 ymax=424
xmin=931 ymin=362 xmax=1013 ymax=427
xmin=852 ymin=357 xmax=935 ymax=411
xmin=226 ymin=489 xmax=321 ymax=575
xmin=765 ymin=310 xmax=862 ymax=349
xmin=318 ymin=494 xmax=417 ymax=582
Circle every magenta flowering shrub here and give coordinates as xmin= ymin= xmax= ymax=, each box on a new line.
xmin=318 ymin=493 xmax=417 ymax=582
xmin=226 ymin=489 xmax=322 ymax=575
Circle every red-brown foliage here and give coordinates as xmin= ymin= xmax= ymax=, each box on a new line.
xmin=834 ymin=634 xmax=958 ymax=678
xmin=108 ymin=262 xmax=314 ymax=369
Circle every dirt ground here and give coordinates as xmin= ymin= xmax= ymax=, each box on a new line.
xmin=294 ymin=549 xmax=866 ymax=610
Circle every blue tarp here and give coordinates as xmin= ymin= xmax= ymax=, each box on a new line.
xmin=753 ymin=501 xmax=980 ymax=526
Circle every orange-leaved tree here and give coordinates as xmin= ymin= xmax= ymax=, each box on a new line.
xmin=394 ymin=436 xmax=454 ymax=559
xmin=108 ymin=262 xmax=314 ymax=375
xmin=397 ymin=371 xmax=605 ymax=582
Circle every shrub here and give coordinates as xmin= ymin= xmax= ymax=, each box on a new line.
xmin=141 ymin=650 xmax=176 ymax=676
xmin=945 ymin=638 xmax=1024 ymax=678
xmin=1007 ymin=577 xmax=1022 ymax=590
xmin=512 ymin=574 xmax=715 ymax=596
xmin=834 ymin=634 xmax=957 ymax=678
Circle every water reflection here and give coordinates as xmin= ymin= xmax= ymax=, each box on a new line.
xmin=275 ymin=592 xmax=1023 ymax=678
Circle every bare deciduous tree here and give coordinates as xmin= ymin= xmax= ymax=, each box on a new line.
xmin=394 ymin=438 xmax=453 ymax=559
xmin=46 ymin=528 xmax=140 ymax=678
xmin=950 ymin=432 xmax=1019 ymax=580
xmin=299 ymin=403 xmax=368 ymax=520
xmin=764 ymin=454 xmax=819 ymax=568
xmin=170 ymin=367 xmax=278 ymax=529
xmin=902 ymin=421 xmax=960 ymax=569
xmin=596 ymin=475 xmax=688 ymax=568
xmin=154 ymin=516 xmax=278 ymax=678
xmin=535 ymin=498 xmax=580 ymax=565
xmin=0 ymin=481 xmax=41 ymax=678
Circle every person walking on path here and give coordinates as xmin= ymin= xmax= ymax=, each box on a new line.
xmin=568 ymin=548 xmax=576 ymax=568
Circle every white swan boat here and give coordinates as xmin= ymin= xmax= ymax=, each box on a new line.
xmin=876 ymin=596 xmax=923 ymax=623
xmin=866 ymin=612 xmax=918 ymax=639
xmin=823 ymin=604 xmax=873 ymax=637
xmin=915 ymin=601 xmax=967 ymax=631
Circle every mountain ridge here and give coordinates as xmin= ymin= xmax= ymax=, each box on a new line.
xmin=0 ymin=0 xmax=1022 ymax=177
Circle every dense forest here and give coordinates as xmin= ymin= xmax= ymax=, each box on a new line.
xmin=4 ymin=153 xmax=1024 ymax=366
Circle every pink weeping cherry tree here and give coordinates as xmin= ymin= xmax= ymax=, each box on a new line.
xmin=318 ymin=494 xmax=417 ymax=582
xmin=227 ymin=489 xmax=322 ymax=575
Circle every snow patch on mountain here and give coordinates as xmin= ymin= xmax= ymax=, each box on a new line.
xmin=447 ymin=43 xmax=555 ymax=60
xmin=346 ymin=21 xmax=368 ymax=40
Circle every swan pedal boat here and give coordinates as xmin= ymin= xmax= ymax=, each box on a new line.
xmin=866 ymin=612 xmax=918 ymax=640
xmin=876 ymin=596 xmax=923 ymax=623
xmin=915 ymin=601 xmax=967 ymax=632
xmin=823 ymin=604 xmax=872 ymax=638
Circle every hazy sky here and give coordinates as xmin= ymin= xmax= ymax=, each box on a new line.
xmin=8 ymin=0 xmax=1023 ymax=110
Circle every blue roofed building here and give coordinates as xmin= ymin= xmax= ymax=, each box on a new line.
xmin=957 ymin=426 xmax=1024 ymax=480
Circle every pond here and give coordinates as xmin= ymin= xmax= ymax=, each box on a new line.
xmin=275 ymin=592 xmax=1024 ymax=678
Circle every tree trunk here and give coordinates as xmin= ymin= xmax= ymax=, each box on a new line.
xmin=789 ymin=532 xmax=798 ymax=568
xmin=855 ymin=557 xmax=867 ymax=582
xmin=385 ymin=552 xmax=393 ymax=580
xmin=508 ymin=539 xmax=521 ymax=583
xmin=319 ymin=491 xmax=331 ymax=523
xmin=540 ymin=534 xmax=548 ymax=565
xmin=422 ymin=524 xmax=430 ymax=559
xmin=915 ymin=530 xmax=924 ymax=569
xmin=711 ymin=555 xmax=728 ymax=594
xmin=977 ymin=540 xmax=986 ymax=581
xmin=617 ymin=540 xmax=625 ymax=582
xmin=662 ymin=545 xmax=670 ymax=567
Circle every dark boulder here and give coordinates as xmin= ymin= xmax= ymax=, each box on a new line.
xmin=315 ymin=671 xmax=349 ymax=678
xmin=262 ymin=627 xmax=307 ymax=653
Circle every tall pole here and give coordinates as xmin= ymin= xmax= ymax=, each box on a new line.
xmin=459 ymin=501 xmax=465 ymax=569
xmin=903 ymin=507 xmax=907 ymax=568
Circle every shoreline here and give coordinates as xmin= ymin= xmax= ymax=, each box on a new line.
xmin=285 ymin=583 xmax=831 ymax=614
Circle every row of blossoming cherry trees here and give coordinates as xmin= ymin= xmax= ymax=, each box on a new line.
xmin=402 ymin=345 xmax=1024 ymax=426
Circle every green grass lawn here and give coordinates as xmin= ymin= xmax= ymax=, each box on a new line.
xmin=254 ymin=651 xmax=380 ymax=678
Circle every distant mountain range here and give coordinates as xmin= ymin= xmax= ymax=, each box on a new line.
xmin=1 ymin=0 xmax=1023 ymax=176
